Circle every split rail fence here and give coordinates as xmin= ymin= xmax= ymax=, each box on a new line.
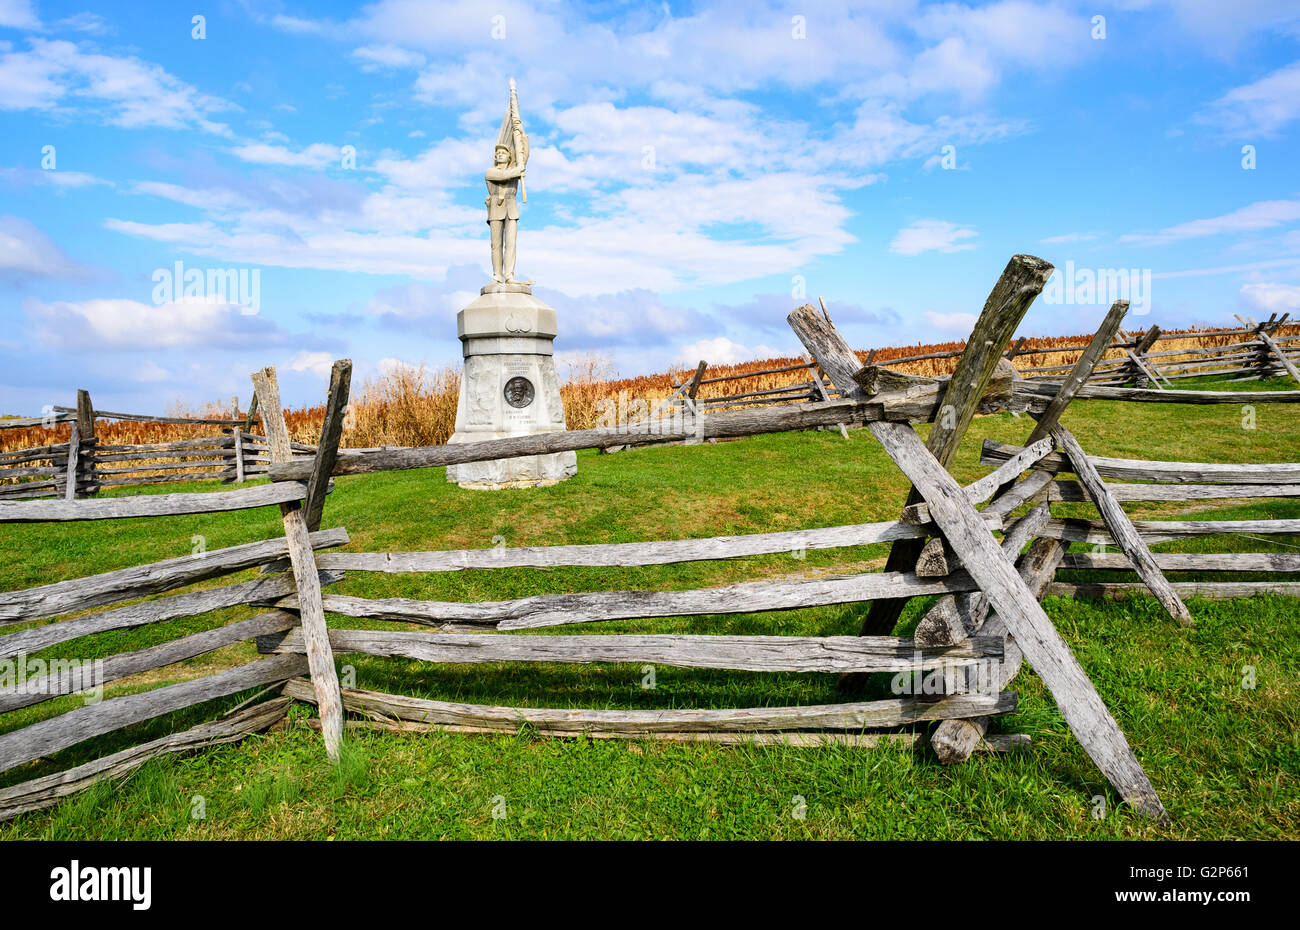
xmin=4 ymin=255 xmax=1300 ymax=826
xmin=859 ymin=313 xmax=1298 ymax=390
xmin=0 ymin=397 xmax=319 ymax=500
xmin=642 ymin=315 xmax=1298 ymax=441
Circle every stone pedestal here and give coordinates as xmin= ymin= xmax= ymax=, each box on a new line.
xmin=446 ymin=283 xmax=577 ymax=489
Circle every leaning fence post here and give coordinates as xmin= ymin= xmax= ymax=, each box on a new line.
xmin=685 ymin=360 xmax=707 ymax=402
xmin=244 ymin=391 xmax=259 ymax=433
xmin=1053 ymin=424 xmax=1193 ymax=627
xmin=1258 ymin=330 xmax=1300 ymax=387
xmin=304 ymin=359 xmax=352 ymax=532
xmin=849 ymin=254 xmax=1055 ymax=639
xmin=1026 ymin=300 xmax=1129 ymax=445
xmin=249 ymin=365 xmax=344 ymax=761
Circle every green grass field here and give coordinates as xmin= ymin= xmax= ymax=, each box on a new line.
xmin=2 ymin=377 xmax=1298 ymax=839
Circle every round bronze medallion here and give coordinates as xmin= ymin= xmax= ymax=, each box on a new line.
xmin=504 ymin=376 xmax=535 ymax=408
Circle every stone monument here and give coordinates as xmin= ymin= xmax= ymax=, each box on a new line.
xmin=446 ymin=80 xmax=577 ymax=489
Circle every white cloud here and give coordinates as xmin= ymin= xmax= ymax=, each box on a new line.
xmin=230 ymin=142 xmax=340 ymax=169
xmin=0 ymin=0 xmax=38 ymax=30
xmin=1121 ymin=1 xmax=1300 ymax=56
xmin=57 ymin=12 xmax=109 ymax=34
xmin=1240 ymin=282 xmax=1300 ymax=315
xmin=924 ymin=311 xmax=979 ymax=332
xmin=0 ymin=39 xmax=233 ymax=134
xmin=132 ymin=360 xmax=172 ymax=383
xmin=1151 ymin=258 xmax=1300 ymax=280
xmin=285 ymin=0 xmax=1094 ymax=113
xmin=915 ymin=1 xmax=1091 ymax=71
xmin=906 ymin=37 xmax=998 ymax=101
xmin=288 ymin=350 xmax=335 ymax=377
xmin=108 ymin=98 xmax=867 ymax=297
xmin=1039 ymin=232 xmax=1102 ymax=245
xmin=1120 ymin=199 xmax=1300 ymax=246
xmin=81 ymin=3 xmax=1062 ymax=305
xmin=23 ymin=297 xmax=284 ymax=350
xmin=1196 ymin=60 xmax=1300 ymax=136
xmin=835 ymin=103 xmax=1028 ymax=170
xmin=676 ymin=336 xmax=780 ymax=367
xmin=377 ymin=356 xmax=424 ymax=376
xmin=131 ymin=181 xmax=252 ymax=212
xmin=0 ymin=165 xmax=112 ymax=189
xmin=271 ymin=14 xmax=334 ymax=36
xmin=890 ymin=219 xmax=979 ymax=256
xmin=352 ymin=44 xmax=426 ymax=71
xmin=0 ymin=215 xmax=90 ymax=279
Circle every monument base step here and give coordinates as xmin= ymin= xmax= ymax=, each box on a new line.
xmin=446 ymin=449 xmax=577 ymax=489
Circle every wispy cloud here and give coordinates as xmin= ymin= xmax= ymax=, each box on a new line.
xmin=229 ymin=142 xmax=341 ymax=169
xmin=1120 ymin=199 xmax=1300 ymax=246
xmin=924 ymin=310 xmax=979 ymax=332
xmin=0 ymin=39 xmax=235 ymax=135
xmin=1039 ymin=232 xmax=1102 ymax=245
xmin=0 ymin=215 xmax=95 ymax=281
xmin=1196 ymin=60 xmax=1300 ymax=137
xmin=890 ymin=219 xmax=979 ymax=256
xmin=677 ymin=336 xmax=782 ymax=367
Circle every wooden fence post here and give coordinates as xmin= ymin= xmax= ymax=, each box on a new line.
xmin=304 ymin=360 xmax=352 ymax=532
xmin=685 ymin=360 xmax=707 ymax=402
xmin=244 ymin=392 xmax=259 ymax=433
xmin=233 ymin=431 xmax=245 ymax=484
xmin=63 ymin=424 xmax=79 ymax=502
xmin=249 ymin=366 xmax=344 ymax=761
xmin=75 ymin=389 xmax=96 ymax=497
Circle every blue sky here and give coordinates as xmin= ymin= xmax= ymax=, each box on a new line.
xmin=2 ymin=0 xmax=1299 ymax=413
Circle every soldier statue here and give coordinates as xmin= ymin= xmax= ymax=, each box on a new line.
xmin=486 ymin=80 xmax=529 ymax=284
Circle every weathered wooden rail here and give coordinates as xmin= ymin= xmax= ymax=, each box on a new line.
xmin=979 ymin=440 xmax=1300 ymax=601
